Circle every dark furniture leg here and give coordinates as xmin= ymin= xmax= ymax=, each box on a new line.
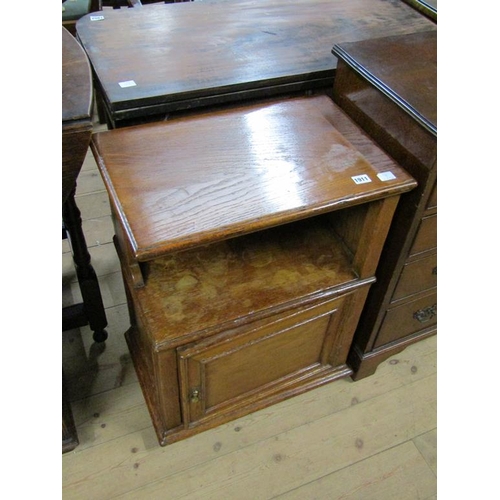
xmin=63 ymin=187 xmax=108 ymax=342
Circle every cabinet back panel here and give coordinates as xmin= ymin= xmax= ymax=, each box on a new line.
xmin=139 ymin=218 xmax=355 ymax=345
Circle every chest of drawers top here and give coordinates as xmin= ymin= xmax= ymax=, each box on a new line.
xmin=333 ymin=31 xmax=436 ymax=137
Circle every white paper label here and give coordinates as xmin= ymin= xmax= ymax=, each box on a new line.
xmin=90 ymin=15 xmax=104 ymax=21
xmin=119 ymin=80 xmax=137 ymax=88
xmin=377 ymin=171 xmax=397 ymax=181
xmin=351 ymin=174 xmax=372 ymax=185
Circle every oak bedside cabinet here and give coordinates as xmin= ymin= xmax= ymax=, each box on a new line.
xmin=332 ymin=31 xmax=437 ymax=380
xmin=91 ymin=95 xmax=416 ymax=446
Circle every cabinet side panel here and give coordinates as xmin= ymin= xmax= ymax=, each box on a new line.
xmin=124 ymin=271 xmax=183 ymax=435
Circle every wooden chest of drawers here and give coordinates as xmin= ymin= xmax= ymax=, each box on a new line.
xmin=332 ymin=31 xmax=437 ymax=379
xmin=91 ymin=95 xmax=416 ymax=445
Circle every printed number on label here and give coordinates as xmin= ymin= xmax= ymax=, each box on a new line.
xmin=351 ymin=174 xmax=372 ymax=185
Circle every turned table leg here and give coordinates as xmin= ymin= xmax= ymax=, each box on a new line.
xmin=63 ymin=187 xmax=108 ymax=342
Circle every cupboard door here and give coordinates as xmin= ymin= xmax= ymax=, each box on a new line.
xmin=178 ymin=296 xmax=347 ymax=424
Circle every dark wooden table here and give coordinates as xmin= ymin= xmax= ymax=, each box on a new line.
xmin=76 ymin=0 xmax=436 ymax=128
xmin=62 ymin=26 xmax=108 ymax=344
xmin=62 ymin=26 xmax=108 ymax=452
xmin=63 ymin=26 xmax=93 ymax=204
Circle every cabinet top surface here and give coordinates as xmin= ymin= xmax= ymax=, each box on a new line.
xmin=333 ymin=31 xmax=437 ymax=135
xmin=76 ymin=0 xmax=435 ymax=116
xmin=92 ymin=95 xmax=416 ymax=261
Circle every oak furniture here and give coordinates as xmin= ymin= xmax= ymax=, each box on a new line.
xmin=62 ymin=26 xmax=108 ymax=452
xmin=91 ymin=95 xmax=416 ymax=445
xmin=332 ymin=31 xmax=437 ymax=380
xmin=76 ymin=0 xmax=436 ymax=128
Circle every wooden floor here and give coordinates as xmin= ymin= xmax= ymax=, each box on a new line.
xmin=62 ymin=115 xmax=437 ymax=499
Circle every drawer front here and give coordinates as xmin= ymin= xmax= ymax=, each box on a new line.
xmin=177 ymin=295 xmax=350 ymax=424
xmin=427 ymin=181 xmax=437 ymax=210
xmin=392 ymin=253 xmax=437 ymax=301
xmin=374 ymin=291 xmax=437 ymax=348
xmin=409 ymin=214 xmax=437 ymax=257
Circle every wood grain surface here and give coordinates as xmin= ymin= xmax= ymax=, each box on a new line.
xmin=92 ymin=95 xmax=416 ymax=261
xmin=76 ymin=0 xmax=436 ymax=123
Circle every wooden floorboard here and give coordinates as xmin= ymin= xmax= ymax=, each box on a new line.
xmin=62 ymin=127 xmax=437 ymax=499
xmin=274 ymin=441 xmax=437 ymax=500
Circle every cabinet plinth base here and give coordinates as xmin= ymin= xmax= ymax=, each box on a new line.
xmin=348 ymin=328 xmax=436 ymax=381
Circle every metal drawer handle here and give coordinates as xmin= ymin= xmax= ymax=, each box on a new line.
xmin=189 ymin=388 xmax=200 ymax=403
xmin=413 ymin=304 xmax=437 ymax=323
